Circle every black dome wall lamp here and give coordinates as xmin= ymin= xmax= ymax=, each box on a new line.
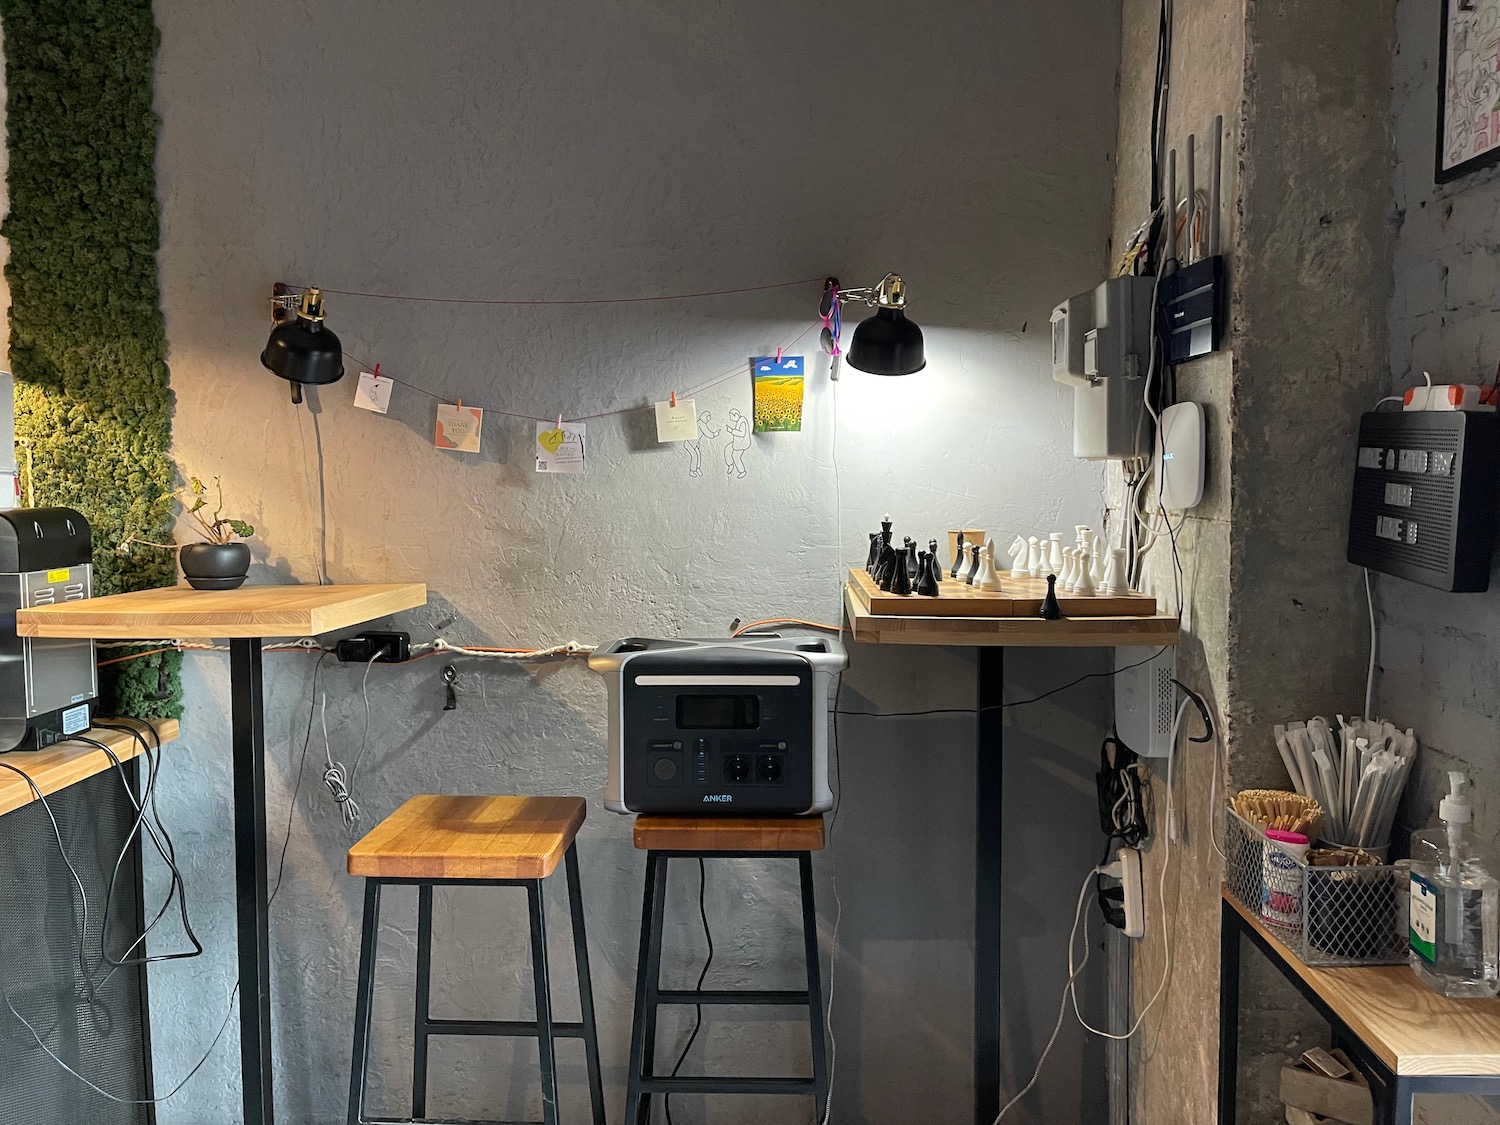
xmin=825 ymin=272 xmax=926 ymax=377
xmin=262 ymin=284 xmax=345 ymax=404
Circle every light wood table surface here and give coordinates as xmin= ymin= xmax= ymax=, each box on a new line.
xmin=0 ymin=718 xmax=180 ymax=818
xmin=16 ymin=582 xmax=427 ymax=639
xmin=1224 ymin=890 xmax=1500 ymax=1076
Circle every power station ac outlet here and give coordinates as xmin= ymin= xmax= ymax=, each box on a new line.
xmin=336 ymin=631 xmax=411 ymax=664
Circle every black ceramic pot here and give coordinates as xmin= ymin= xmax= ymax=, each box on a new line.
xmin=180 ymin=541 xmax=250 ymax=590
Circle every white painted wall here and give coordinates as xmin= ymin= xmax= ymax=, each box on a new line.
xmin=146 ymin=3 xmax=1121 ymax=1122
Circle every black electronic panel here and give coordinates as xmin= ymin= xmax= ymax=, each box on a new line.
xmin=1347 ymin=410 xmax=1500 ymax=591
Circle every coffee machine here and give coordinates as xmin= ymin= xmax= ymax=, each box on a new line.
xmin=0 ymin=507 xmax=97 ymax=751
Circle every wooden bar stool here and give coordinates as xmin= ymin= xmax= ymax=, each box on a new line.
xmin=626 ymin=815 xmax=828 ymax=1125
xmin=345 ymin=795 xmax=606 ymax=1125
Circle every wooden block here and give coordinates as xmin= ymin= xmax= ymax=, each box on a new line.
xmin=0 ymin=719 xmax=181 ymax=819
xmin=17 ymin=582 xmax=427 ymax=639
xmin=633 ymin=815 xmax=825 ymax=853
xmin=347 ymin=795 xmax=587 ymax=881
xmin=847 ymin=568 xmax=1156 ymax=619
xmin=1282 ymin=1049 xmax=1372 ymax=1125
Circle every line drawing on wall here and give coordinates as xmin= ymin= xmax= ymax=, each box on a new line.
xmin=1439 ymin=0 xmax=1500 ymax=181
xmin=723 ymin=407 xmax=751 ymax=479
xmin=684 ymin=410 xmax=720 ymax=477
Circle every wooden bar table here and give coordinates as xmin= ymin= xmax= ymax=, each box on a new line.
xmin=844 ymin=571 xmax=1178 ymax=1125
xmin=1220 ymin=889 xmax=1500 ymax=1125
xmin=17 ymin=583 xmax=427 ymax=1125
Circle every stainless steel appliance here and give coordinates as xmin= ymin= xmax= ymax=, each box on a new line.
xmin=588 ymin=634 xmax=846 ymax=815
xmin=0 ymin=507 xmax=97 ymax=751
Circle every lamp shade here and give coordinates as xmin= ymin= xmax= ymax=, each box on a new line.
xmin=261 ymin=288 xmax=344 ymax=403
xmin=847 ymin=305 xmax=925 ymax=376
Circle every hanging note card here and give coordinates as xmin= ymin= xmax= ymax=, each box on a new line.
xmin=536 ymin=420 xmax=587 ymax=473
xmin=435 ymin=403 xmax=483 ymax=452
xmin=752 ymin=355 xmax=805 ymax=432
xmin=354 ymin=369 xmax=393 ymax=414
xmin=654 ymin=397 xmax=699 ymax=442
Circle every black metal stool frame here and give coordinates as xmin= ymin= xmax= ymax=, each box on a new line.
xmin=348 ymin=842 xmax=607 ymax=1125
xmin=626 ymin=849 xmax=828 ymax=1125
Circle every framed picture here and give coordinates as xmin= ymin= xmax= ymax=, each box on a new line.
xmin=1437 ymin=0 xmax=1500 ymax=183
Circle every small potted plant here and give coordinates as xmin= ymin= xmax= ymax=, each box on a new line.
xmin=177 ymin=476 xmax=255 ymax=590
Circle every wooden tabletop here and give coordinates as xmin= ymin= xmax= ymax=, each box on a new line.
xmin=843 ymin=583 xmax=1180 ymax=648
xmin=0 ymin=719 xmax=180 ymax=818
xmin=16 ymin=583 xmax=427 ymax=639
xmin=1224 ymin=889 xmax=1500 ymax=1076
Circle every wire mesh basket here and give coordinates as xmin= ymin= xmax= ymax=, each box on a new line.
xmin=1225 ymin=806 xmax=1406 ymax=967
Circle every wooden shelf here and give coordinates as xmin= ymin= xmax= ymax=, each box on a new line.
xmin=16 ymin=583 xmax=427 ymax=639
xmin=843 ymin=583 xmax=1180 ymax=648
xmin=0 ymin=719 xmax=180 ymax=818
xmin=1224 ymin=889 xmax=1500 ymax=1076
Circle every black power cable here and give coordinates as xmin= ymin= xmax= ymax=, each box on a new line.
xmin=664 ymin=857 xmax=714 ymax=1125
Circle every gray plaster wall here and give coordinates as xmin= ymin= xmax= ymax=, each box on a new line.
xmin=143 ymin=3 xmax=1124 ymax=1123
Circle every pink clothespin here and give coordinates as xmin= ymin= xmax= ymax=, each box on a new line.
xmin=456 ymin=398 xmax=462 ymax=410
xmin=557 ymin=413 xmax=563 ymax=428
xmin=670 ymin=391 xmax=677 ymax=408
xmin=775 ymin=347 xmax=783 ymax=364
xmin=371 ymin=363 xmax=382 ymax=380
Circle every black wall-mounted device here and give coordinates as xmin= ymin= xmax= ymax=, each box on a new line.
xmin=1159 ymin=255 xmax=1225 ymax=364
xmin=1346 ymin=410 xmax=1500 ymax=592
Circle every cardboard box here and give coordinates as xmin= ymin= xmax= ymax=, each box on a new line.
xmin=1281 ymin=1048 xmax=1372 ymax=1125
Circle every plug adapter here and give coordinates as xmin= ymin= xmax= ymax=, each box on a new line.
xmin=335 ymin=631 xmax=410 ymax=664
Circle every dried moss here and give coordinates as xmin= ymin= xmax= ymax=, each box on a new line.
xmin=2 ymin=0 xmax=181 ymax=717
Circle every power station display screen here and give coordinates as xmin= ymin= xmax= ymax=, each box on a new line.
xmin=676 ymin=694 xmax=760 ymax=729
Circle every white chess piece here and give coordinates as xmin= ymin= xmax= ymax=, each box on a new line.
xmin=1089 ymin=539 xmax=1104 ymax=584
xmin=1027 ymin=536 xmax=1043 ymax=578
xmin=1076 ymin=551 xmax=1097 ymax=595
xmin=1100 ymin=547 xmax=1127 ymax=596
xmin=976 ymin=538 xmax=1003 ymax=592
xmin=1047 ymin=533 xmax=1064 ymax=574
xmin=1008 ymin=535 xmax=1028 ymax=576
xmin=1074 ymin=524 xmax=1090 ymax=551
xmin=1070 ymin=549 xmax=1087 ymax=593
xmin=1080 ymin=527 xmax=1095 ymax=557
xmin=1061 ymin=549 xmax=1079 ymax=592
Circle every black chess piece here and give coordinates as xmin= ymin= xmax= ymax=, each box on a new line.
xmin=929 ymin=540 xmax=943 ymax=583
xmin=890 ymin=550 xmax=913 ymax=595
xmin=905 ymin=540 xmax=920 ymax=580
xmin=965 ymin=542 xmax=983 ymax=585
xmin=950 ymin=531 xmax=966 ymax=578
xmin=865 ymin=532 xmax=880 ymax=573
xmin=880 ymin=514 xmax=894 ymax=551
xmin=914 ymin=551 xmax=940 ymax=596
xmin=876 ymin=544 xmax=899 ymax=591
xmin=1039 ymin=574 xmax=1063 ymax=620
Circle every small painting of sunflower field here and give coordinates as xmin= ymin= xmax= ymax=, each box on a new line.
xmin=752 ymin=355 xmax=806 ymax=433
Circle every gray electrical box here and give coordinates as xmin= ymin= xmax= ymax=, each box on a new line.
xmin=1051 ymin=276 xmax=1155 ymax=460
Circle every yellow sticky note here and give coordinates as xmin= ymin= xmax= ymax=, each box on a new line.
xmin=536 ymin=420 xmax=586 ymax=473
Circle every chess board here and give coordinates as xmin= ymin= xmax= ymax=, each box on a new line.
xmin=848 ymin=568 xmax=1157 ymax=618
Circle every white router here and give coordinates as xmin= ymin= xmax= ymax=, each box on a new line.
xmin=1156 ymin=401 xmax=1205 ymax=511
xmin=1115 ymin=645 xmax=1177 ymax=758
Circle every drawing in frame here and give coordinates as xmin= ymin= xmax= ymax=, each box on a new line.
xmin=1438 ymin=0 xmax=1500 ymax=182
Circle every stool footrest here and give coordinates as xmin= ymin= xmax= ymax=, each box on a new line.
xmin=655 ymin=989 xmax=810 ymax=1007
xmin=360 ymin=1117 xmax=545 ymax=1124
xmin=635 ymin=1076 xmax=816 ymax=1095
xmin=420 ymin=1017 xmax=588 ymax=1038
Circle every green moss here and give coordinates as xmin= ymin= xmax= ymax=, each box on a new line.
xmin=2 ymin=0 xmax=181 ymax=718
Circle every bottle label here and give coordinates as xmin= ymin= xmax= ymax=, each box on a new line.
xmin=1410 ymin=872 xmax=1438 ymax=964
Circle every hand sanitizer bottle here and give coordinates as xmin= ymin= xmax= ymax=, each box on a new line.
xmin=1409 ymin=772 xmax=1499 ymax=998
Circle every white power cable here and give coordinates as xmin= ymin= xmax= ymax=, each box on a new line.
xmin=1364 ymin=567 xmax=1377 ymax=721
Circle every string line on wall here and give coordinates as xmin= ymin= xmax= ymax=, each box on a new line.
xmin=286 ymin=274 xmax=827 ymax=307
xmin=344 ymin=318 xmax=818 ymax=426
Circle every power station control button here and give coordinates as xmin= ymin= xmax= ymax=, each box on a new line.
xmin=653 ymin=757 xmax=678 ymax=781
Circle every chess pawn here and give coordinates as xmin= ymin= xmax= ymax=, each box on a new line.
xmin=1047 ymin=533 xmax=1064 ymax=574
xmin=965 ymin=542 xmax=983 ymax=585
xmin=1070 ymin=549 xmax=1087 ymax=593
xmin=1039 ymin=574 xmax=1063 ymax=620
xmin=865 ymin=532 xmax=880 ymax=573
xmin=951 ymin=531 xmax=967 ymax=579
xmin=890 ymin=550 xmax=913 ymax=595
xmin=1026 ymin=536 xmax=1043 ymax=578
xmin=976 ymin=539 xmax=1003 ymax=592
xmin=1008 ymin=535 xmax=1027 ymax=575
xmin=1100 ymin=547 xmax=1127 ymax=596
xmin=914 ymin=551 xmax=940 ymax=596
xmin=904 ymin=540 xmax=920 ymax=580
xmin=929 ymin=540 xmax=944 ymax=583
xmin=1076 ymin=551 xmax=1097 ymax=596
xmin=1058 ymin=549 xmax=1075 ymax=592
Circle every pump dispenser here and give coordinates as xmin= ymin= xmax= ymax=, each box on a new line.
xmin=1409 ymin=771 xmax=1498 ymax=998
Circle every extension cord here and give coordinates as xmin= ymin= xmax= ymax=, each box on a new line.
xmin=1098 ymin=847 xmax=1145 ymax=939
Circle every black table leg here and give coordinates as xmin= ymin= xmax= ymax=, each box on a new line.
xmin=975 ymin=647 xmax=1004 ymax=1125
xmin=1218 ymin=896 xmax=1241 ymax=1125
xmin=230 ymin=637 xmax=274 ymax=1125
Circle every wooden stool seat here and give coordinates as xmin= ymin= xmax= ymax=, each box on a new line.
xmin=632 ymin=814 xmax=825 ymax=853
xmin=348 ymin=794 xmax=587 ymax=881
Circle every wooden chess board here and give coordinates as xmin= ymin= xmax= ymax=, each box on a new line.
xmin=847 ymin=567 xmax=1157 ymax=618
